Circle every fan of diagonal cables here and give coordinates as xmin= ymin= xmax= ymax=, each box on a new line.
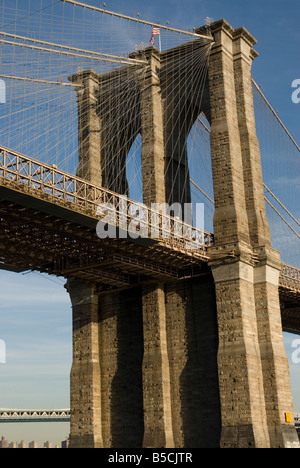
xmin=0 ymin=0 xmax=215 ymax=232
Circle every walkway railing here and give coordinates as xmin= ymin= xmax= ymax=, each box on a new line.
xmin=0 ymin=145 xmax=214 ymax=256
xmin=1 ymin=144 xmax=300 ymax=293
xmin=280 ymin=263 xmax=300 ymax=291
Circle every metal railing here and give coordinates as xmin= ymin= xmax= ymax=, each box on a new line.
xmin=0 ymin=145 xmax=214 ymax=256
xmin=1 ymin=145 xmax=300 ymax=291
xmin=280 ymin=263 xmax=300 ymax=291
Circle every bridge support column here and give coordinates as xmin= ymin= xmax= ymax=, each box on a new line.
xmin=138 ymin=48 xmax=166 ymax=207
xmin=206 ymin=19 xmax=299 ymax=448
xmin=70 ymin=71 xmax=102 ymax=185
xmin=210 ymin=251 xmax=270 ymax=448
xmin=142 ymin=283 xmax=175 ymax=448
xmin=67 ymin=281 xmax=103 ymax=449
xmin=254 ymin=247 xmax=300 ymax=448
xmin=136 ymin=50 xmax=174 ymax=448
xmin=232 ymin=26 xmax=299 ymax=448
xmin=206 ymin=19 xmax=270 ymax=448
xmin=165 ymin=276 xmax=221 ymax=448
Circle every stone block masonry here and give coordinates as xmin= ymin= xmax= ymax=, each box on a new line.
xmin=201 ymin=20 xmax=299 ymax=448
xmin=68 ymin=276 xmax=221 ymax=448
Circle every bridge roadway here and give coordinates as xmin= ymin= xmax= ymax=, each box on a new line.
xmin=0 ymin=409 xmax=298 ymax=427
xmin=0 ymin=409 xmax=70 ymax=423
xmin=0 ymin=145 xmax=299 ymax=333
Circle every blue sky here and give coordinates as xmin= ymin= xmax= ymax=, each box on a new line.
xmin=103 ymin=0 xmax=300 ymax=142
xmin=0 ymin=270 xmax=71 ymax=445
xmin=0 ymin=0 xmax=299 ymax=446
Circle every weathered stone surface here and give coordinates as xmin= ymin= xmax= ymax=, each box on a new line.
xmin=142 ymin=283 xmax=174 ymax=448
xmin=67 ymin=19 xmax=299 ymax=449
xmin=165 ymin=276 xmax=221 ymax=448
xmin=99 ymin=289 xmax=144 ymax=448
xmin=206 ymin=19 xmax=299 ymax=448
xmin=67 ymin=280 xmax=103 ymax=449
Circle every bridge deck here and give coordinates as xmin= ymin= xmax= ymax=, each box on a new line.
xmin=0 ymin=409 xmax=70 ymax=423
xmin=0 ymin=145 xmax=299 ymax=330
xmin=0 ymin=145 xmax=214 ymax=288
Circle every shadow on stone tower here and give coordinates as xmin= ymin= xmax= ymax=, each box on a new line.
xmin=67 ymin=19 xmax=299 ymax=449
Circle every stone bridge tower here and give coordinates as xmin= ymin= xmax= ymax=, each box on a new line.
xmin=67 ymin=20 xmax=299 ymax=448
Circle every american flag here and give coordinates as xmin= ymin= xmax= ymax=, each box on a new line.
xmin=150 ymin=27 xmax=160 ymax=46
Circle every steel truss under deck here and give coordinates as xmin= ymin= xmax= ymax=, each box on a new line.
xmin=0 ymin=145 xmax=299 ymax=331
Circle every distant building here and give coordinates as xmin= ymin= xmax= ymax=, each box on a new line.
xmin=44 ymin=441 xmax=53 ymax=449
xmin=18 ymin=441 xmax=27 ymax=449
xmin=0 ymin=437 xmax=8 ymax=448
xmin=29 ymin=441 xmax=38 ymax=449
xmin=61 ymin=438 xmax=70 ymax=448
xmin=9 ymin=442 xmax=17 ymax=449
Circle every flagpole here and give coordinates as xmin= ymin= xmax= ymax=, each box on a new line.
xmin=150 ymin=27 xmax=161 ymax=51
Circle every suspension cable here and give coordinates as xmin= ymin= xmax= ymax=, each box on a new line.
xmin=252 ymin=79 xmax=300 ymax=152
xmin=61 ymin=0 xmax=213 ymax=40
xmin=265 ymin=198 xmax=300 ymax=239
xmin=264 ymin=184 xmax=300 ymax=227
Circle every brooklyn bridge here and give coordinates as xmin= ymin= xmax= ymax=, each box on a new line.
xmin=0 ymin=0 xmax=299 ymax=449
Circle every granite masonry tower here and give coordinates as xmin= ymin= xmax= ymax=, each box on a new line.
xmin=67 ymin=20 xmax=299 ymax=448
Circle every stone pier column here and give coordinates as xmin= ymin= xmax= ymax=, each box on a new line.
xmin=210 ymin=251 xmax=270 ymax=448
xmin=69 ymin=71 xmax=102 ymax=185
xmin=142 ymin=283 xmax=175 ymax=448
xmin=204 ymin=20 xmax=270 ymax=448
xmin=138 ymin=48 xmax=166 ymax=207
xmin=254 ymin=248 xmax=300 ymax=448
xmin=67 ymin=281 xmax=103 ymax=449
xmin=232 ymin=29 xmax=299 ymax=448
xmin=202 ymin=19 xmax=299 ymax=448
xmin=137 ymin=50 xmax=174 ymax=448
xmin=232 ymin=28 xmax=271 ymax=248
